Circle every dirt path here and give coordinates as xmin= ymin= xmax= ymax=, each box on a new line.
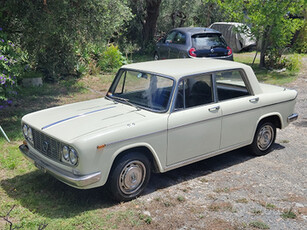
xmin=117 ymin=58 xmax=307 ymax=230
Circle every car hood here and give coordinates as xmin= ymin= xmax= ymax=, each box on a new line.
xmin=22 ymin=98 xmax=149 ymax=142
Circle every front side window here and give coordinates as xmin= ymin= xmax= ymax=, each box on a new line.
xmin=108 ymin=70 xmax=174 ymax=112
xmin=215 ymin=70 xmax=251 ymax=101
xmin=175 ymin=74 xmax=213 ymax=110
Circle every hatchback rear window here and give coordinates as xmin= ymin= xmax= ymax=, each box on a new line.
xmin=192 ymin=33 xmax=227 ymax=49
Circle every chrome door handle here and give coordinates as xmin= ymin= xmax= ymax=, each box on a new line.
xmin=208 ymin=106 xmax=220 ymax=112
xmin=249 ymin=97 xmax=259 ymax=103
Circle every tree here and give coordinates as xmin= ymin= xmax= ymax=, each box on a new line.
xmin=142 ymin=0 xmax=162 ymax=47
xmin=125 ymin=0 xmax=162 ymax=50
xmin=0 ymin=0 xmax=132 ymax=80
xmin=223 ymin=0 xmax=305 ymax=68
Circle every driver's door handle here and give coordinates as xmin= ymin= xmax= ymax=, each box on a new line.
xmin=249 ymin=97 xmax=259 ymax=103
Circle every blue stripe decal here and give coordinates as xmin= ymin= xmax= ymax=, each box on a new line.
xmin=41 ymin=106 xmax=116 ymax=130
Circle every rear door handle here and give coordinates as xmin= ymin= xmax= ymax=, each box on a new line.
xmin=208 ymin=106 xmax=220 ymax=112
xmin=249 ymin=97 xmax=259 ymax=103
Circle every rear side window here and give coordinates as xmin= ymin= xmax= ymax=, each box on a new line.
xmin=192 ymin=33 xmax=227 ymax=49
xmin=215 ymin=70 xmax=251 ymax=101
xmin=173 ymin=32 xmax=186 ymax=44
xmin=165 ymin=31 xmax=177 ymax=43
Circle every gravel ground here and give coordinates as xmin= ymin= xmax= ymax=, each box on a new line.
xmin=125 ymin=58 xmax=307 ymax=230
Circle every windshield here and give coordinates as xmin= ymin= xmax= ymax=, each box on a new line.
xmin=192 ymin=33 xmax=227 ymax=49
xmin=107 ymin=69 xmax=174 ymax=112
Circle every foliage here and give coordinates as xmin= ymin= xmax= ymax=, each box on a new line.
xmin=234 ymin=52 xmax=301 ymax=85
xmin=293 ymin=10 xmax=307 ymax=53
xmin=281 ymin=208 xmax=297 ymax=219
xmin=124 ymin=0 xmax=162 ymax=51
xmin=284 ymin=54 xmax=302 ymax=72
xmin=76 ymin=43 xmax=127 ymax=75
xmin=99 ymin=45 xmax=127 ymax=72
xmin=157 ymin=0 xmax=241 ymax=32
xmin=0 ymin=28 xmax=28 ymax=109
xmin=223 ymin=0 xmax=305 ymax=68
xmin=0 ymin=0 xmax=132 ymax=81
xmin=249 ymin=221 xmax=270 ymax=229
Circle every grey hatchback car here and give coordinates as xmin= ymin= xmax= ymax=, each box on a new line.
xmin=154 ymin=27 xmax=233 ymax=61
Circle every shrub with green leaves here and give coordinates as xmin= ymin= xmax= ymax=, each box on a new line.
xmin=0 ymin=28 xmax=27 ymax=109
xmin=99 ymin=44 xmax=127 ymax=72
xmin=0 ymin=0 xmax=132 ymax=81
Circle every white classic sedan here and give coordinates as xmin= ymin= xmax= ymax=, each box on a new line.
xmin=20 ymin=59 xmax=298 ymax=201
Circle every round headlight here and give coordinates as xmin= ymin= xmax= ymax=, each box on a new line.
xmin=23 ymin=124 xmax=28 ymax=137
xmin=62 ymin=146 xmax=70 ymax=161
xmin=27 ymin=127 xmax=33 ymax=141
xmin=69 ymin=148 xmax=78 ymax=165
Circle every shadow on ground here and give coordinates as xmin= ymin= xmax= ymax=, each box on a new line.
xmin=1 ymin=144 xmax=284 ymax=219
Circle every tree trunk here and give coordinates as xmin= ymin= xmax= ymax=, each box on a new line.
xmin=142 ymin=0 xmax=162 ymax=48
xmin=259 ymin=38 xmax=266 ymax=68
xmin=259 ymin=25 xmax=273 ymax=68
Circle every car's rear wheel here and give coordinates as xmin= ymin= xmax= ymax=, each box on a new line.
xmin=107 ymin=152 xmax=151 ymax=202
xmin=250 ymin=121 xmax=276 ymax=156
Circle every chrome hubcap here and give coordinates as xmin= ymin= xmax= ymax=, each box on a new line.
xmin=119 ymin=160 xmax=146 ymax=195
xmin=257 ymin=125 xmax=274 ymax=151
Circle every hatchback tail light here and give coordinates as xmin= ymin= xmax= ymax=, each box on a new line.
xmin=189 ymin=48 xmax=197 ymax=57
xmin=227 ymin=46 xmax=232 ymax=56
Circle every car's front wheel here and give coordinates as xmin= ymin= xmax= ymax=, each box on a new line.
xmin=107 ymin=152 xmax=151 ymax=202
xmin=250 ymin=121 xmax=276 ymax=156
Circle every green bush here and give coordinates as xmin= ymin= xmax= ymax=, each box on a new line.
xmin=285 ymin=54 xmax=302 ymax=72
xmin=0 ymin=28 xmax=28 ymax=108
xmin=98 ymin=44 xmax=127 ymax=72
xmin=293 ymin=22 xmax=307 ymax=53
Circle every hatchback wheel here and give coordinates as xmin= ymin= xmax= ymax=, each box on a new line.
xmin=154 ymin=52 xmax=159 ymax=60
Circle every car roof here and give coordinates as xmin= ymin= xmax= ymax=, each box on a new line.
xmin=172 ymin=27 xmax=221 ymax=35
xmin=121 ymin=59 xmax=249 ymax=80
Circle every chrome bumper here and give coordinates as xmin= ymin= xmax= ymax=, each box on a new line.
xmin=19 ymin=144 xmax=101 ymax=188
xmin=287 ymin=113 xmax=298 ymax=123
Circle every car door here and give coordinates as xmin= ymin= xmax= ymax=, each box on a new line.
xmin=167 ymin=74 xmax=222 ymax=166
xmin=214 ymin=70 xmax=261 ymax=149
xmin=157 ymin=31 xmax=177 ymax=59
xmin=169 ymin=31 xmax=187 ymax=59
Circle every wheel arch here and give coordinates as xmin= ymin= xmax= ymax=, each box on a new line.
xmin=110 ymin=143 xmax=163 ymax=174
xmin=257 ymin=113 xmax=282 ymax=130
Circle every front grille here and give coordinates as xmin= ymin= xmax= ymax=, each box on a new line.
xmin=32 ymin=129 xmax=62 ymax=162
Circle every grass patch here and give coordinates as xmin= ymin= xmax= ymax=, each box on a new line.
xmin=281 ymin=208 xmax=297 ymax=219
xmin=249 ymin=221 xmax=270 ymax=229
xmin=208 ymin=202 xmax=234 ymax=212
xmin=177 ymin=196 xmax=186 ymax=202
xmin=235 ymin=198 xmax=249 ymax=204
xmin=252 ymin=209 xmax=263 ymax=215
xmin=234 ymin=52 xmax=302 ymax=85
xmin=214 ymin=187 xmax=230 ymax=193
xmin=265 ymin=203 xmax=276 ymax=209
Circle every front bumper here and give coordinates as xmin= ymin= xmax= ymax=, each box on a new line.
xmin=288 ymin=113 xmax=298 ymax=123
xmin=19 ymin=144 xmax=101 ymax=188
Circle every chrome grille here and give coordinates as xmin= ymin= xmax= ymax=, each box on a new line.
xmin=32 ymin=129 xmax=61 ymax=162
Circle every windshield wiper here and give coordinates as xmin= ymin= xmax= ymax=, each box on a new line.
xmin=106 ymin=94 xmax=140 ymax=111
